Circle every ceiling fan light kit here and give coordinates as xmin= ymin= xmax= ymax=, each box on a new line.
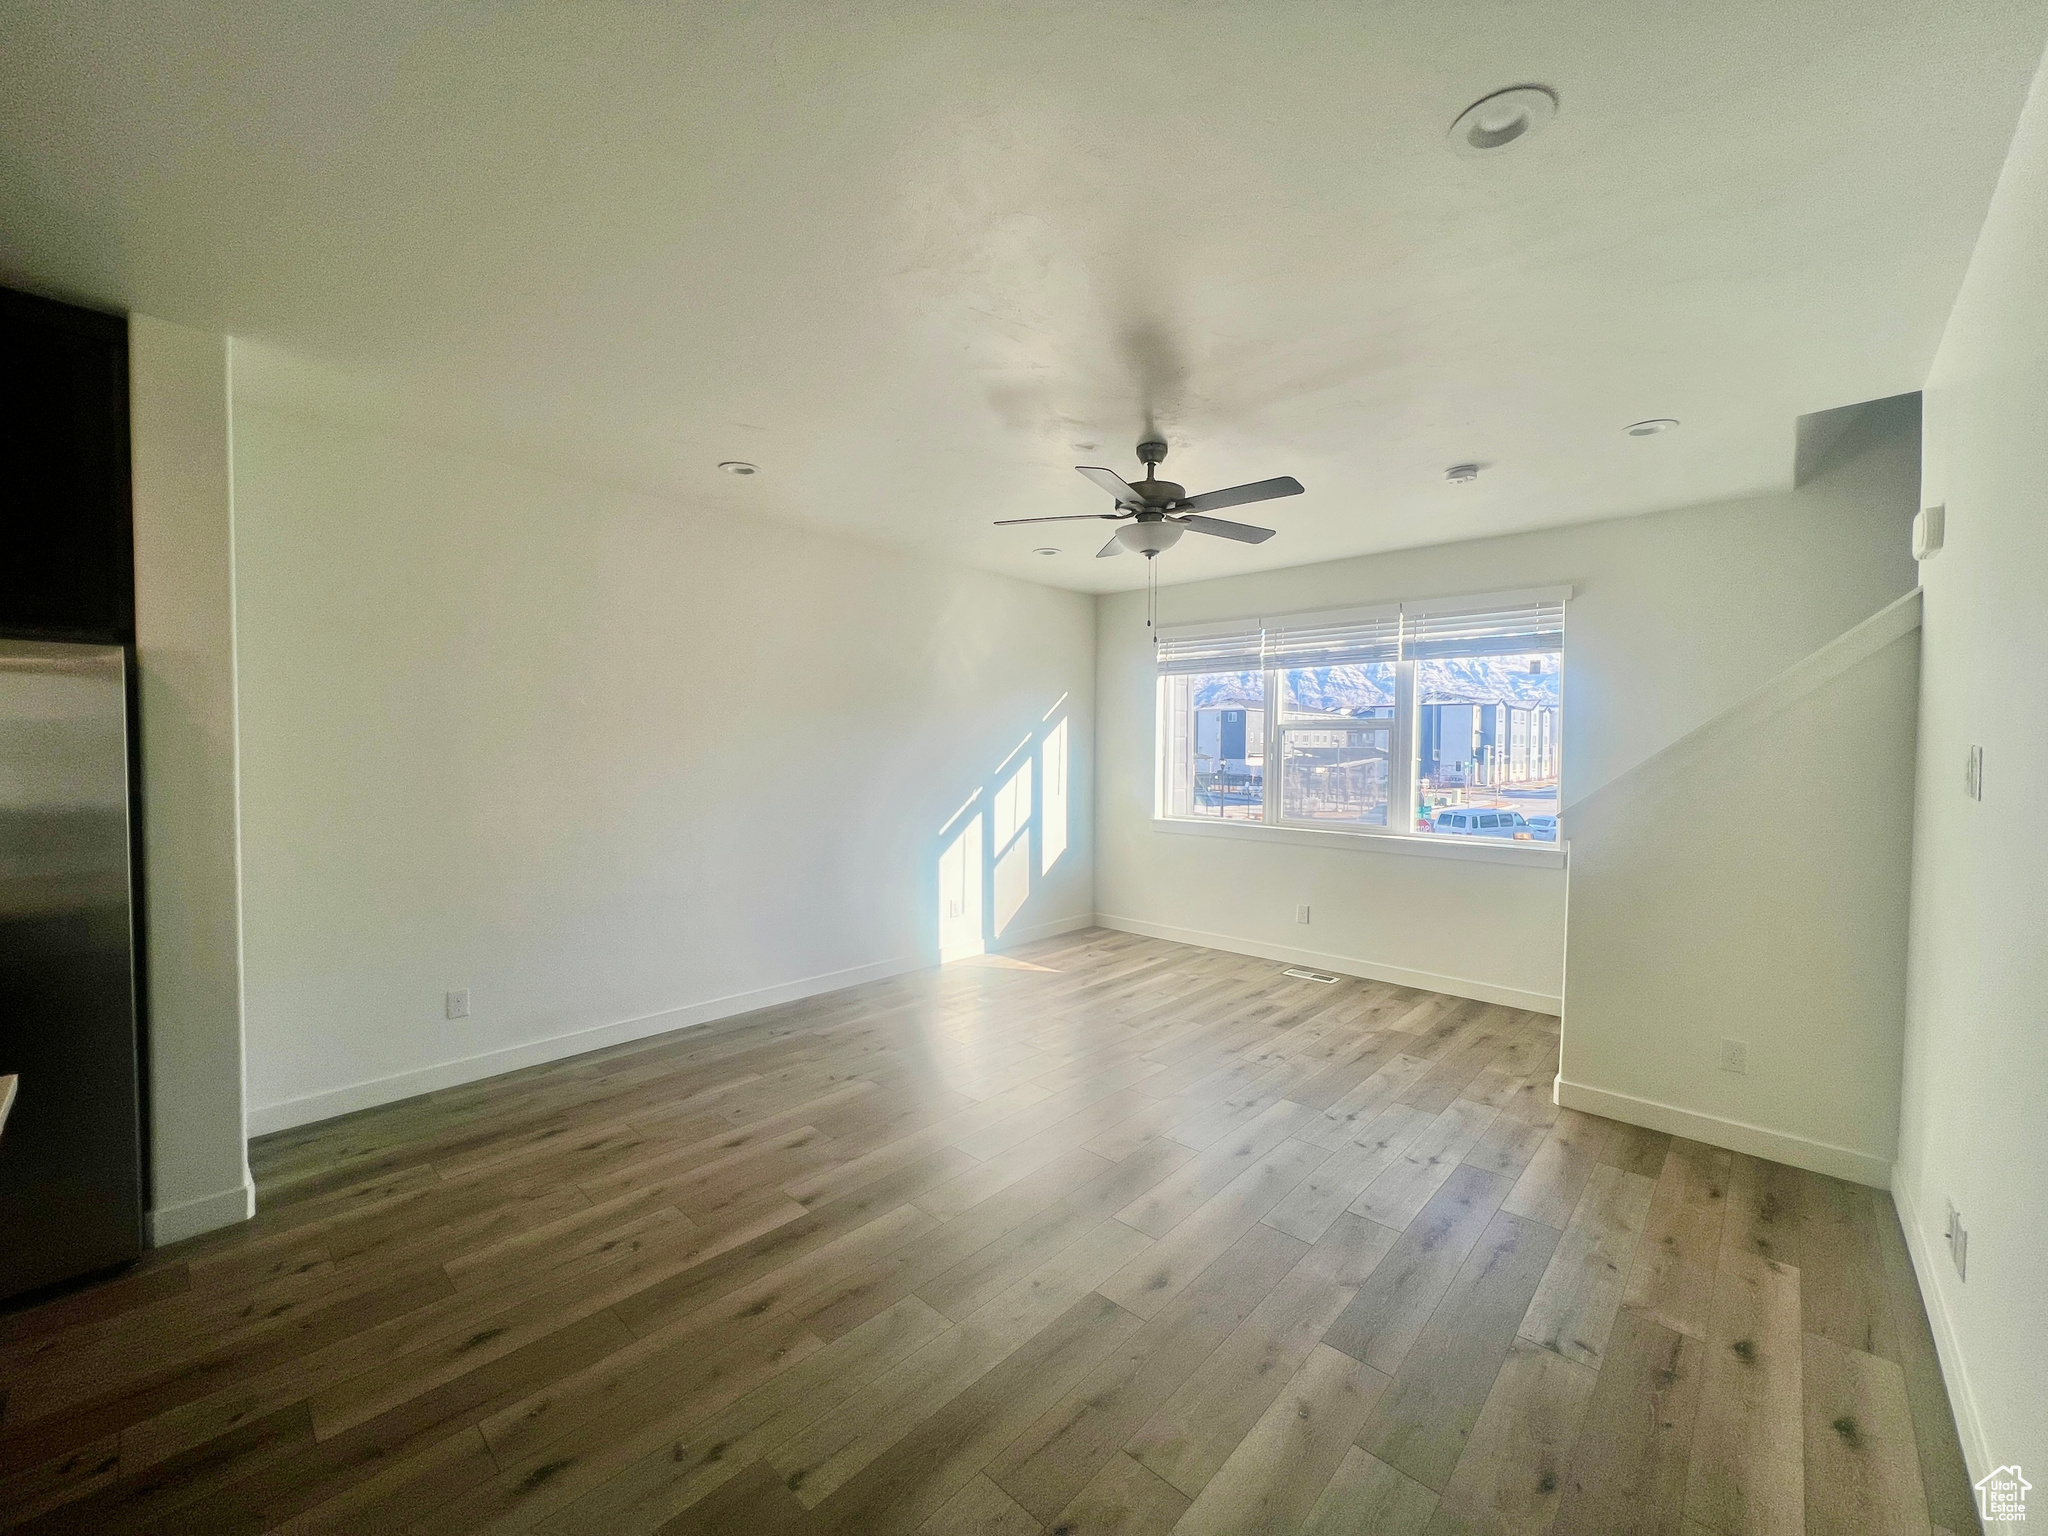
xmin=1115 ymin=519 xmax=1184 ymax=556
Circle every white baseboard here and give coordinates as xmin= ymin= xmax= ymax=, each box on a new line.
xmin=246 ymin=951 xmax=930 ymax=1136
xmin=147 ymin=1175 xmax=256 ymax=1246
xmin=247 ymin=913 xmax=1102 ymax=1139
xmin=1094 ymin=913 xmax=1563 ymax=1014
xmin=1892 ymin=1176 xmax=1992 ymax=1486
xmin=1555 ymin=1075 xmax=1892 ymax=1187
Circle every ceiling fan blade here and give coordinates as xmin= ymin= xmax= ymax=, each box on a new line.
xmin=992 ymin=513 xmax=1125 ymax=525
xmin=1175 ymin=476 xmax=1304 ymax=515
xmin=1096 ymin=534 xmax=1126 ymax=558
xmin=1177 ymin=514 xmax=1276 ymax=544
xmin=1076 ymin=465 xmax=1149 ymax=504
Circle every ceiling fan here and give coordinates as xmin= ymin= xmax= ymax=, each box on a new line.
xmin=996 ymin=441 xmax=1304 ymax=558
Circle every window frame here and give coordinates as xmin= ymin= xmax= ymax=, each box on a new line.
xmin=1156 ymin=668 xmax=1269 ymax=823
xmin=1268 ymin=659 xmax=1401 ymax=833
xmin=1152 ymin=587 xmax=1569 ymax=864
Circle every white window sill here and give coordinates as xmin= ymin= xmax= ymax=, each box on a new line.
xmin=1151 ymin=815 xmax=1568 ymax=869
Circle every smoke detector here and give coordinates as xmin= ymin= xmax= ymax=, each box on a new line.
xmin=1445 ymin=463 xmax=1481 ymax=485
xmin=1625 ymin=419 xmax=1679 ymax=437
xmin=1449 ymin=86 xmax=1557 ymax=156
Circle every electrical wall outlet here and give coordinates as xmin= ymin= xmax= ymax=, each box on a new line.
xmin=1946 ymin=1200 xmax=1968 ymax=1281
xmin=445 ymin=988 xmax=470 ymax=1020
xmin=1295 ymin=904 xmax=1311 ymax=925
xmin=1719 ymin=1038 xmax=1748 ymax=1075
xmin=1965 ymin=744 xmax=1984 ymax=802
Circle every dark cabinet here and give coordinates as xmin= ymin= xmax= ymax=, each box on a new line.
xmin=0 ymin=287 xmax=134 ymax=644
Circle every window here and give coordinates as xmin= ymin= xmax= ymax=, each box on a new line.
xmin=1410 ymin=599 xmax=1563 ymax=836
xmin=1269 ymin=607 xmax=1398 ymax=828
xmin=1158 ymin=622 xmax=1267 ymax=821
xmin=1155 ymin=589 xmax=1566 ymax=848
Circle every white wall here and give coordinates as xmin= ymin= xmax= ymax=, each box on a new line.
xmin=129 ymin=315 xmax=255 ymax=1242
xmin=1094 ymin=400 xmax=1919 ymax=1012
xmin=1561 ymin=596 xmax=1921 ymax=1186
xmin=1896 ymin=45 xmax=2048 ymax=1490
xmin=231 ymin=401 xmax=1096 ymax=1132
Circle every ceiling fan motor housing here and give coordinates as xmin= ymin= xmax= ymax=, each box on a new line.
xmin=1131 ymin=480 xmax=1184 ymax=506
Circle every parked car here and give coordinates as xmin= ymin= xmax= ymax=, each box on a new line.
xmin=1431 ymin=807 xmax=1534 ymax=839
xmin=1525 ymin=814 xmax=1559 ymax=841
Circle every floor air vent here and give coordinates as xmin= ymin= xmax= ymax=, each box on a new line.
xmin=1283 ymin=967 xmax=1342 ymax=984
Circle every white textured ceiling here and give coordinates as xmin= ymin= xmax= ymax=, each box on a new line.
xmin=2 ymin=1 xmax=2042 ymax=592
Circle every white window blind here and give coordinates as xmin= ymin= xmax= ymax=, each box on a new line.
xmin=1260 ymin=606 xmax=1400 ymax=670
xmin=1399 ymin=592 xmax=1565 ymax=658
xmin=1155 ymin=588 xmax=1569 ymax=672
xmin=1155 ymin=622 xmax=1263 ymax=675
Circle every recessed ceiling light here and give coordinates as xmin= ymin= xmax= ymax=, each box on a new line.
xmin=1033 ymin=547 xmax=1060 ymax=556
xmin=1448 ymin=85 xmax=1557 ymax=156
xmin=718 ymin=460 xmax=759 ymax=475
xmin=1445 ymin=463 xmax=1481 ymax=485
xmin=1626 ymin=419 xmax=1679 ymax=437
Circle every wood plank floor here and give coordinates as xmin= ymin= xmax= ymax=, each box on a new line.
xmin=0 ymin=929 xmax=1980 ymax=1535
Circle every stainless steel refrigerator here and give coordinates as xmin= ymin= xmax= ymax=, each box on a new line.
xmin=0 ymin=637 xmax=145 ymax=1298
